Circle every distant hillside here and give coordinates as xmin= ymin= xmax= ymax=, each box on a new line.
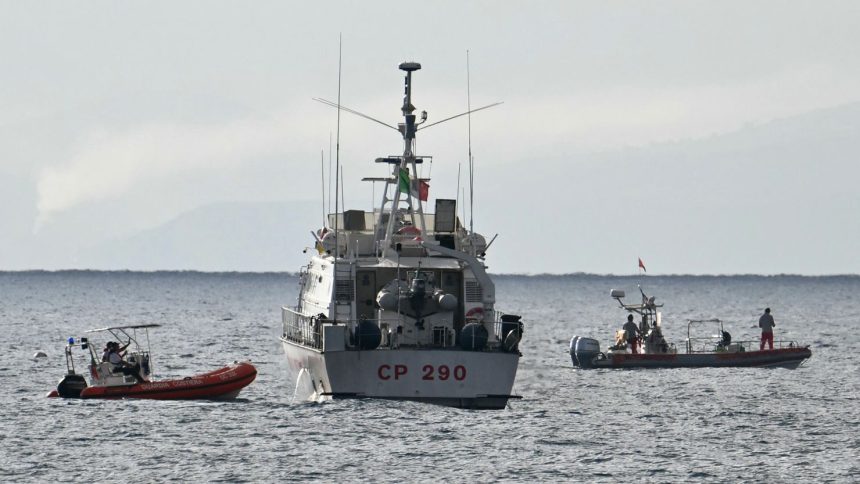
xmin=75 ymin=201 xmax=323 ymax=271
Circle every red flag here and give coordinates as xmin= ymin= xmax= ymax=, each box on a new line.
xmin=638 ymin=257 xmax=646 ymax=272
xmin=412 ymin=179 xmax=429 ymax=201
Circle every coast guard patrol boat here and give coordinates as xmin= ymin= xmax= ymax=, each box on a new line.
xmin=280 ymin=61 xmax=523 ymax=409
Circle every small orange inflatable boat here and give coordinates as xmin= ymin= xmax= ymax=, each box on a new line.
xmin=48 ymin=324 xmax=256 ymax=400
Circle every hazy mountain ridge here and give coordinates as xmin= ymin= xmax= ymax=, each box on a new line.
xmin=74 ymin=201 xmax=321 ymax=272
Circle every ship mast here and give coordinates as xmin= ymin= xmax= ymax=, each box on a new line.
xmin=381 ymin=62 xmax=427 ymax=257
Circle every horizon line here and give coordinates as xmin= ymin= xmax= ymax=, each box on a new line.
xmin=1 ymin=269 xmax=858 ymax=278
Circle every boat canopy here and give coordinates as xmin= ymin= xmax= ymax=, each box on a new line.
xmin=85 ymin=324 xmax=162 ymax=333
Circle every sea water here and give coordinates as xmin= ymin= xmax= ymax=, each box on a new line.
xmin=1 ymin=272 xmax=857 ymax=482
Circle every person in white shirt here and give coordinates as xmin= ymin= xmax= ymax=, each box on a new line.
xmin=107 ymin=342 xmax=144 ymax=383
xmin=101 ymin=341 xmax=129 ymax=362
xmin=759 ymin=308 xmax=776 ymax=350
xmin=622 ymin=314 xmax=640 ymax=354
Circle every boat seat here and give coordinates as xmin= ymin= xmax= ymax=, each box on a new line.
xmin=614 ymin=330 xmax=627 ymax=346
xmin=95 ymin=362 xmax=122 ymax=379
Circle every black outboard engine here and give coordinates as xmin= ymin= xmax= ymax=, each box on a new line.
xmin=56 ymin=337 xmax=89 ymax=397
xmin=569 ymin=336 xmax=601 ymax=368
xmin=56 ymin=373 xmax=88 ymax=398
xmin=570 ymin=336 xmax=581 ymax=366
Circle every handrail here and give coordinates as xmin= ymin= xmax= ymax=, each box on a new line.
xmin=282 ymin=306 xmax=520 ymax=352
xmin=688 ymin=337 xmax=805 ymax=354
xmin=281 ymin=307 xmax=323 ymax=350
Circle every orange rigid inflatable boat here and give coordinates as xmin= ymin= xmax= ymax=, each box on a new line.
xmin=48 ymin=324 xmax=256 ymax=400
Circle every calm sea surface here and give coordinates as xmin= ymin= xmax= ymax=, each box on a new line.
xmin=1 ymin=272 xmax=857 ymax=482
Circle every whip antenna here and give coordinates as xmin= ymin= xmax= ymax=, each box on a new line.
xmin=467 ymin=50 xmax=474 ymax=239
xmin=320 ymin=150 xmax=326 ymax=226
xmin=456 ymin=161 xmax=462 ymax=216
xmin=312 ymin=98 xmax=397 ymax=131
xmin=334 ymin=35 xmax=342 ymax=262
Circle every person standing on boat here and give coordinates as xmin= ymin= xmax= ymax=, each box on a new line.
xmin=623 ymin=314 xmax=641 ymax=354
xmin=759 ymin=308 xmax=776 ymax=350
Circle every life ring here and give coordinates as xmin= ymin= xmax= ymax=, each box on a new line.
xmin=465 ymin=307 xmax=484 ymax=321
xmin=396 ymin=225 xmax=421 ymax=236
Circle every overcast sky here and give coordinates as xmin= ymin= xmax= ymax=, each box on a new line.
xmin=1 ymin=1 xmax=858 ymax=274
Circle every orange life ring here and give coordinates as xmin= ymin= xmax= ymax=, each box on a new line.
xmin=465 ymin=307 xmax=484 ymax=320
xmin=396 ymin=225 xmax=421 ymax=236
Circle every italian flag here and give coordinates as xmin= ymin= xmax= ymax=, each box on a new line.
xmin=399 ymin=168 xmax=429 ymax=201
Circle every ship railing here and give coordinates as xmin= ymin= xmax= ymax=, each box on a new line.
xmin=283 ymin=307 xmax=525 ymax=352
xmin=722 ymin=339 xmax=805 ymax=351
xmin=490 ymin=310 xmax=523 ymax=348
xmin=686 ymin=336 xmax=721 ymax=353
xmin=281 ymin=307 xmax=322 ymax=350
xmin=687 ymin=337 xmax=805 ymax=353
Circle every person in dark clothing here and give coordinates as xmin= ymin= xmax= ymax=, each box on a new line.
xmin=622 ymin=314 xmax=640 ymax=354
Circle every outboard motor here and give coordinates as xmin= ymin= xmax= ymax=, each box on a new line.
xmin=55 ymin=338 xmax=89 ymax=397
xmin=56 ymin=373 xmax=88 ymax=398
xmin=570 ymin=336 xmax=601 ymax=368
xmin=569 ymin=336 xmax=580 ymax=366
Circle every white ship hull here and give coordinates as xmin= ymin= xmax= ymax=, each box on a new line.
xmin=282 ymin=338 xmax=520 ymax=409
